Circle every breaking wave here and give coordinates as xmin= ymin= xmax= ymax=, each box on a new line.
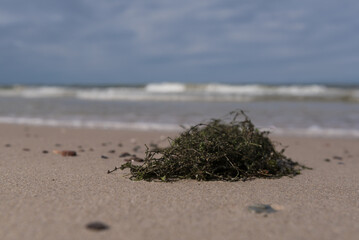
xmin=1 ymin=83 xmax=359 ymax=102
xmin=1 ymin=116 xmax=358 ymax=138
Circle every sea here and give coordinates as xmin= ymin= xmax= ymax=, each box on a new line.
xmin=1 ymin=82 xmax=359 ymax=138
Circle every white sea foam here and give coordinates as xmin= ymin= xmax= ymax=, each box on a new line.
xmin=0 ymin=116 xmax=358 ymax=138
xmin=268 ymin=126 xmax=359 ymax=138
xmin=0 ymin=86 xmax=72 ymax=98
xmin=145 ymin=82 xmax=186 ymax=93
xmin=0 ymin=83 xmax=358 ymax=102
xmin=0 ymin=116 xmax=181 ymax=131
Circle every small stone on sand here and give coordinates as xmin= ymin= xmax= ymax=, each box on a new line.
xmin=119 ymin=152 xmax=131 ymax=157
xmin=133 ymin=146 xmax=141 ymax=152
xmin=86 ymin=221 xmax=109 ymax=231
xmin=248 ymin=204 xmax=277 ymax=214
xmin=53 ymin=150 xmax=77 ymax=157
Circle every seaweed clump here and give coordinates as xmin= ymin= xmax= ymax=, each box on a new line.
xmin=120 ymin=111 xmax=305 ymax=181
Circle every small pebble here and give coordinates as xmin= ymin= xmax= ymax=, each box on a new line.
xmin=89 ymin=148 xmax=94 ymax=151
xmin=119 ymin=152 xmax=131 ymax=157
xmin=42 ymin=150 xmax=49 ymax=154
xmin=5 ymin=144 xmax=11 ymax=147
xmin=23 ymin=148 xmax=30 ymax=152
xmin=333 ymin=156 xmax=343 ymax=160
xmin=133 ymin=146 xmax=141 ymax=152
xmin=108 ymin=150 xmax=116 ymax=154
xmin=86 ymin=221 xmax=109 ymax=231
xmin=53 ymin=150 xmax=77 ymax=157
xmin=324 ymin=158 xmax=330 ymax=162
xmin=101 ymin=155 xmax=108 ymax=159
xmin=248 ymin=204 xmax=277 ymax=214
xmin=133 ymin=157 xmax=144 ymax=162
xmin=150 ymin=143 xmax=158 ymax=148
xmin=118 ymin=143 xmax=123 ymax=147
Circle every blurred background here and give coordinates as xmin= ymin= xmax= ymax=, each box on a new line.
xmin=1 ymin=0 xmax=359 ymax=136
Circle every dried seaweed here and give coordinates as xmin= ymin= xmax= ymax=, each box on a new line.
xmin=120 ymin=111 xmax=307 ymax=181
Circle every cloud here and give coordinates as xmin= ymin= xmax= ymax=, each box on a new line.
xmin=0 ymin=0 xmax=359 ymax=84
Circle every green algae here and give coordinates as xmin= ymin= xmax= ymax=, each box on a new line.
xmin=120 ymin=111 xmax=307 ymax=182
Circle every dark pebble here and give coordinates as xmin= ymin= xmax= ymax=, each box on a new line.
xmin=89 ymin=148 xmax=94 ymax=151
xmin=133 ymin=146 xmax=141 ymax=152
xmin=248 ymin=204 xmax=277 ymax=214
xmin=333 ymin=156 xmax=343 ymax=160
xmin=42 ymin=150 xmax=49 ymax=154
xmin=23 ymin=148 xmax=30 ymax=151
xmin=119 ymin=152 xmax=131 ymax=157
xmin=101 ymin=155 xmax=108 ymax=159
xmin=5 ymin=144 xmax=11 ymax=147
xmin=324 ymin=158 xmax=330 ymax=162
xmin=133 ymin=157 xmax=144 ymax=162
xmin=338 ymin=162 xmax=345 ymax=165
xmin=55 ymin=150 xmax=77 ymax=157
xmin=149 ymin=143 xmax=158 ymax=148
xmin=101 ymin=143 xmax=107 ymax=147
xmin=118 ymin=143 xmax=123 ymax=147
xmin=150 ymin=143 xmax=160 ymax=151
xmin=86 ymin=221 xmax=109 ymax=231
xmin=108 ymin=150 xmax=116 ymax=154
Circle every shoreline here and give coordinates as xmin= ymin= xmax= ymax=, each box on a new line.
xmin=1 ymin=123 xmax=358 ymax=240
xmin=0 ymin=121 xmax=359 ymax=139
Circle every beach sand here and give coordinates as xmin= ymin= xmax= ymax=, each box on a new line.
xmin=0 ymin=123 xmax=358 ymax=240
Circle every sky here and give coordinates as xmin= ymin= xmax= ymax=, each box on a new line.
xmin=0 ymin=0 xmax=359 ymax=85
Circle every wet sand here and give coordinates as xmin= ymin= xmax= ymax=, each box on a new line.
xmin=0 ymin=123 xmax=358 ymax=240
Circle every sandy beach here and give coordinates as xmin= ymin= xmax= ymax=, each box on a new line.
xmin=0 ymin=123 xmax=358 ymax=240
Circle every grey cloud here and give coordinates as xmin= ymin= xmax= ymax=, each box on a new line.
xmin=0 ymin=0 xmax=358 ymax=84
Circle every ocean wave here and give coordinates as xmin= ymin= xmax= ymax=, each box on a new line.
xmin=269 ymin=125 xmax=359 ymax=138
xmin=145 ymin=82 xmax=186 ymax=93
xmin=0 ymin=116 xmax=181 ymax=131
xmin=1 ymin=83 xmax=359 ymax=102
xmin=0 ymin=116 xmax=358 ymax=138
